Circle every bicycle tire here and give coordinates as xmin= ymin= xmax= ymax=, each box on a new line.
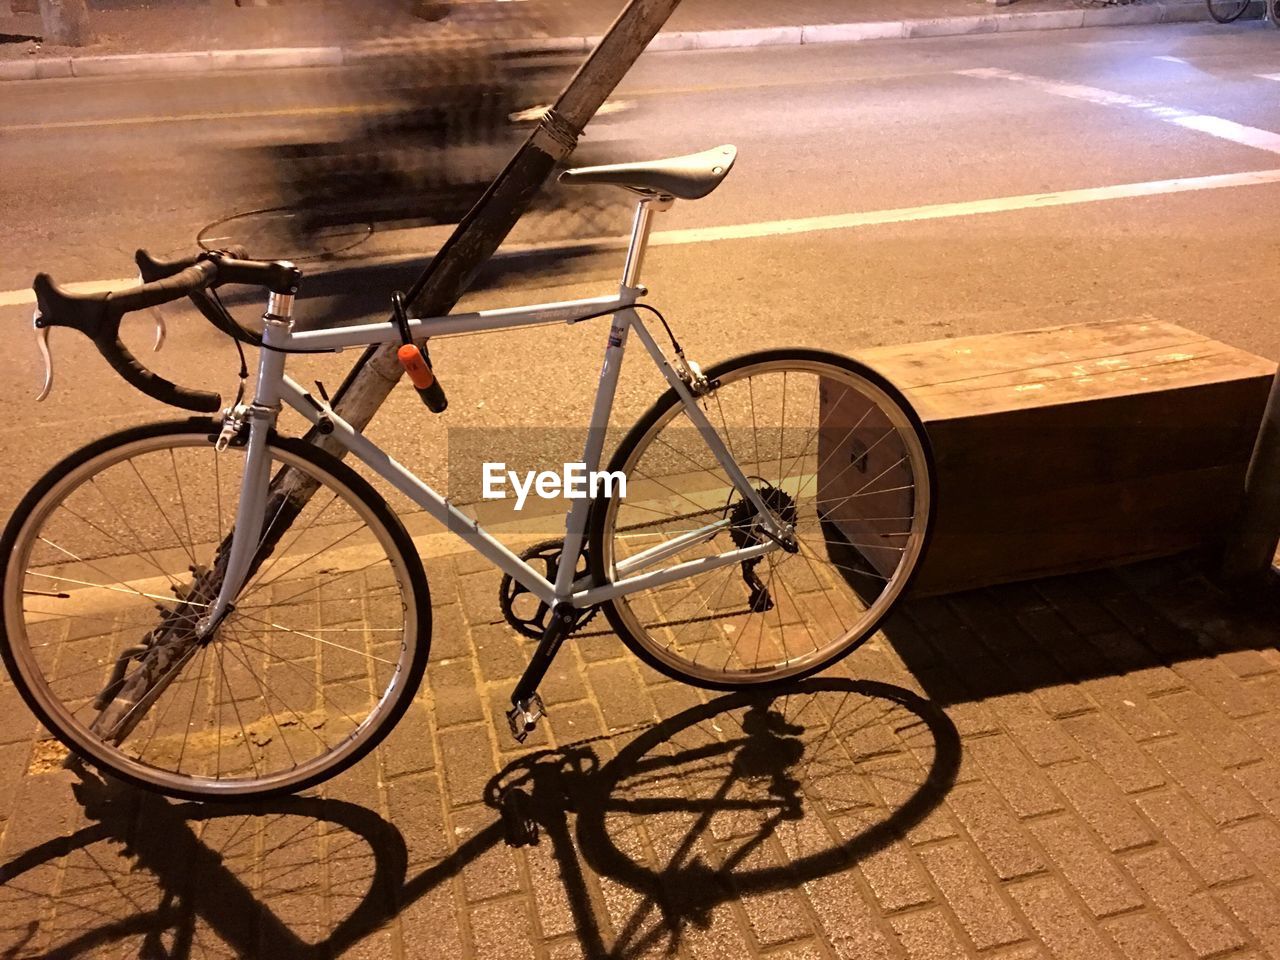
xmin=0 ymin=420 xmax=431 ymax=801
xmin=1207 ymin=0 xmax=1250 ymax=24
xmin=589 ymin=348 xmax=935 ymax=691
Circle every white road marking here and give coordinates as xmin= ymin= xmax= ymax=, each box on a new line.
xmin=1174 ymin=114 xmax=1280 ymax=153
xmin=1259 ymin=73 xmax=1280 ymax=82
xmin=649 ymin=168 xmax=1280 ymax=246
xmin=0 ymin=277 xmax=138 ymax=309
xmin=1153 ymin=56 xmax=1189 ymax=64
xmin=958 ymin=67 xmax=1280 ymax=154
xmin=5 ymin=167 xmax=1280 ymax=309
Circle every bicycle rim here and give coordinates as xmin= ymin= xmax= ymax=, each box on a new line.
xmin=593 ymin=350 xmax=934 ymax=689
xmin=0 ymin=422 xmax=428 ymax=799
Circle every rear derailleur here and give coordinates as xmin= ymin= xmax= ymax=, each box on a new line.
xmin=728 ymin=481 xmax=799 ymax=613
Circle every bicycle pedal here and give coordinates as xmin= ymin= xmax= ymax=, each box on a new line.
xmin=506 ymin=693 xmax=546 ymax=744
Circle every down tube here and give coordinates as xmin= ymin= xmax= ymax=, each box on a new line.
xmin=277 ymin=376 xmax=558 ymax=604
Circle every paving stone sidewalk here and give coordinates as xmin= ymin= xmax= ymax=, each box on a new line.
xmin=0 ymin=551 xmax=1278 ymax=959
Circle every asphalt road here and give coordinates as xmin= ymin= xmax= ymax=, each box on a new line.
xmin=2 ymin=21 xmax=1279 ymax=520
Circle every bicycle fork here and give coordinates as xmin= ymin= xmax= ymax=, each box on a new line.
xmin=87 ymin=310 xmax=293 ymax=746
xmin=201 ymin=307 xmax=294 ymax=635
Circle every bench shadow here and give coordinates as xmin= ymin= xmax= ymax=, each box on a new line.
xmin=883 ymin=553 xmax=1280 ymax=707
xmin=814 ymin=511 xmax=1278 ymax=703
xmin=0 ymin=677 xmax=957 ymax=959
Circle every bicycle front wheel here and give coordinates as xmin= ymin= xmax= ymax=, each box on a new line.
xmin=0 ymin=421 xmax=430 ymax=800
xmin=591 ymin=349 xmax=934 ymax=689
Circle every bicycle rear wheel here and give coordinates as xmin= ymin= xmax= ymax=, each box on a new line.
xmin=591 ymin=349 xmax=934 ymax=690
xmin=1207 ymin=0 xmax=1250 ymax=23
xmin=0 ymin=420 xmax=430 ymax=800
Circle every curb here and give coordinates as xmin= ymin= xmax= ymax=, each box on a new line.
xmin=0 ymin=1 xmax=1246 ymax=82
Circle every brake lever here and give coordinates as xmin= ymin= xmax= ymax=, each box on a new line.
xmin=150 ymin=306 xmax=166 ymax=352
xmin=33 ymin=310 xmax=52 ymax=402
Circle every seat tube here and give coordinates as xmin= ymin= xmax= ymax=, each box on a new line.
xmin=620 ymin=194 xmax=670 ymax=291
xmin=555 ymin=304 xmax=634 ymax=598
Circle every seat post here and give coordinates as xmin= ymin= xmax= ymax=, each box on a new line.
xmin=621 ymin=194 xmax=671 ymax=290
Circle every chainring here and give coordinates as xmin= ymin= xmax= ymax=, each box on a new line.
xmin=499 ymin=538 xmax=600 ymax=639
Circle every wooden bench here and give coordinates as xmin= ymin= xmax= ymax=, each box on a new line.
xmin=819 ymin=320 xmax=1276 ymax=596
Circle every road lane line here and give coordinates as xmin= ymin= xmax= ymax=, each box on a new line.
xmin=0 ymin=71 xmax=945 ymax=133
xmin=1172 ymin=114 xmax=1280 ymax=153
xmin=958 ymin=67 xmax=1280 ymax=154
xmin=0 ymin=103 xmax=400 ymax=133
xmin=648 ymin=168 xmax=1280 ymax=245
xmin=5 ymin=64 xmax=986 ymax=135
xmin=5 ymin=167 xmax=1279 ymax=309
xmin=0 ymin=277 xmax=138 ymax=309
xmin=1259 ymin=73 xmax=1280 ymax=82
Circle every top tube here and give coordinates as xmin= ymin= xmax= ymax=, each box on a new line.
xmin=286 ymin=292 xmax=633 ymax=353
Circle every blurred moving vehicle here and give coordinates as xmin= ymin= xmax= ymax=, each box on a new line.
xmin=231 ymin=2 xmax=634 ymax=257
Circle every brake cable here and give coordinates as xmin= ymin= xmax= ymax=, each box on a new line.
xmin=204 ymin=288 xmax=251 ymax=407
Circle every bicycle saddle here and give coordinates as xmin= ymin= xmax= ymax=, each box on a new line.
xmin=558 ymin=144 xmax=737 ymax=200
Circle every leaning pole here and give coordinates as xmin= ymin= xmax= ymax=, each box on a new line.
xmin=94 ymin=0 xmax=688 ymax=742
xmin=317 ymin=0 xmax=686 ymax=448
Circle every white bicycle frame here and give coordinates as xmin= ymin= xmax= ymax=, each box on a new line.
xmin=205 ymin=197 xmax=784 ymax=630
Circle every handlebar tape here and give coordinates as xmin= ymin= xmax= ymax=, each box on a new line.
xmin=33 ymin=267 xmax=223 ymax=413
xmin=101 ymin=330 xmax=223 ymax=412
xmin=136 ymin=248 xmax=299 ymax=294
xmin=135 ymin=246 xmax=247 ymax=283
xmin=36 ymin=248 xmax=303 ymax=413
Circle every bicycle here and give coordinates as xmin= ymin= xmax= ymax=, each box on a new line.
xmin=0 ymin=143 xmax=935 ymax=801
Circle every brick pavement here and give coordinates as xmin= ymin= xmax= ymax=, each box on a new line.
xmin=0 ymin=551 xmax=1277 ymax=959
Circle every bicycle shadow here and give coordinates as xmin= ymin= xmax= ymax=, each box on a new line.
xmin=0 ymin=677 xmax=958 ymax=959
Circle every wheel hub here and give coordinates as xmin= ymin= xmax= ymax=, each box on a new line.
xmin=728 ymin=482 xmax=798 ymax=550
